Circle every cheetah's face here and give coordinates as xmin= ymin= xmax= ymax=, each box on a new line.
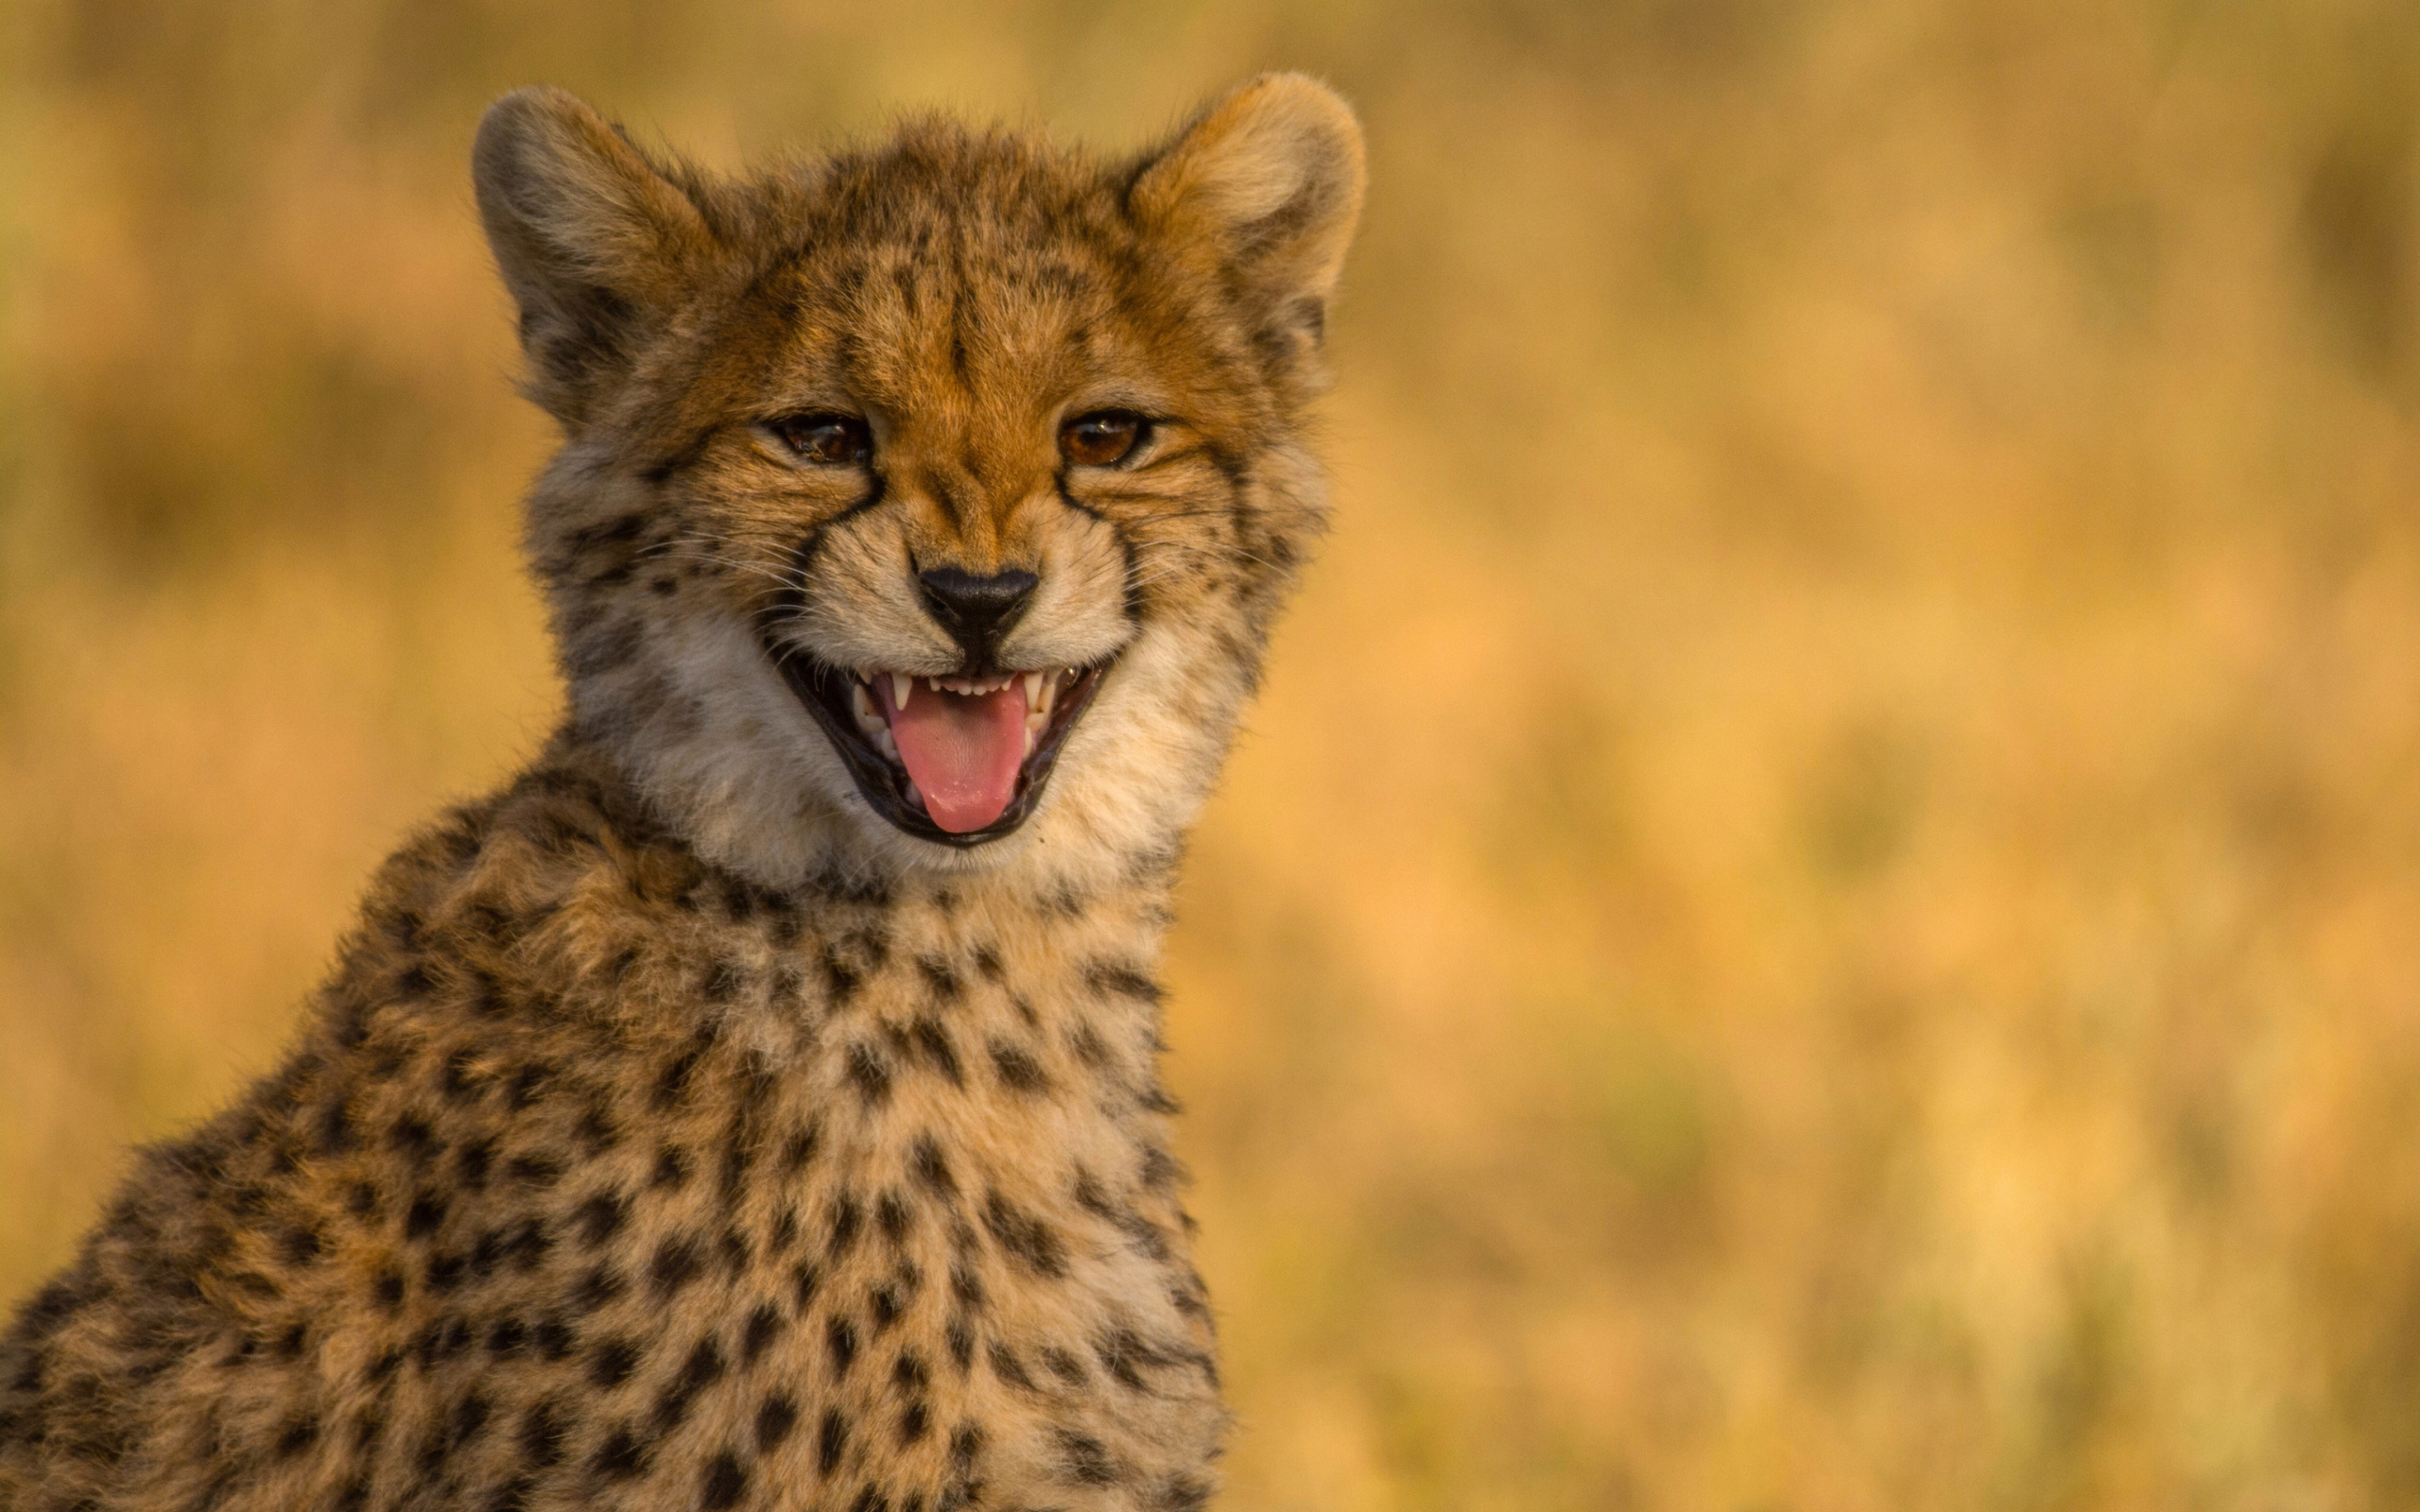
xmin=475 ymin=80 xmax=1361 ymax=880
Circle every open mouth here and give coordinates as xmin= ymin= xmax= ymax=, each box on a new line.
xmin=771 ymin=653 xmax=1111 ymax=846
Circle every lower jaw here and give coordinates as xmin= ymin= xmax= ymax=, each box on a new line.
xmin=769 ymin=651 xmax=1110 ymax=849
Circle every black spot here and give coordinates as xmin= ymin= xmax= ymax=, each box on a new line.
xmin=280 ymin=1225 xmax=324 ymax=1266
xmin=654 ymin=1337 xmax=727 ymax=1431
xmin=575 ymin=1263 xmax=626 ymax=1309
xmin=589 ymin=1336 xmax=641 ymax=1389
xmin=486 ymin=1476 xmax=534 ymax=1512
xmin=821 ymin=950 xmax=861 ymax=1005
xmin=819 ymin=1409 xmax=849 ymax=1476
xmin=794 ymin=1261 xmax=823 ymax=1311
xmin=592 ymin=1425 xmax=646 ymax=1480
xmin=274 ymin=1412 xmax=320 ymax=1459
xmin=453 ymin=1139 xmax=493 ymax=1190
xmin=988 ymin=1343 xmax=1035 ymax=1392
xmin=782 ymin=1122 xmax=821 ymax=1173
xmin=317 ymin=1094 xmax=356 ymax=1155
xmin=654 ymin=1048 xmax=702 ymax=1108
xmin=916 ymin=956 xmax=960 ymax=1002
xmin=972 ymin=945 xmax=1003 ymax=982
xmin=424 ymin=1250 xmax=468 ymax=1293
xmin=947 ymin=1317 xmax=975 ymax=1371
xmin=877 ymin=1192 xmax=913 ymax=1244
xmin=871 ymin=1283 xmax=903 ymax=1332
xmin=389 ymin=1113 xmax=441 ymax=1164
xmin=702 ymin=1452 xmax=749 ymax=1509
xmin=1156 ymin=1474 xmax=1214 ymax=1512
xmin=518 ymin=1398 xmax=566 ymax=1469
xmin=488 ymin=1316 xmax=527 ymax=1356
xmin=1057 ymin=1429 xmax=1117 ymax=1485
xmin=899 ymin=1400 xmax=929 ymax=1445
xmin=372 ymin=1267 xmax=406 ymax=1311
xmin=896 ymin=1153 xmax=955 ymax=1217
xmin=829 ymin=1193 xmax=863 ymax=1258
xmin=577 ymin=1101 xmax=621 ymax=1154
xmin=506 ymin=1062 xmax=551 ymax=1109
xmin=846 ymin=1042 xmax=892 ymax=1106
xmin=1043 ymin=1346 xmax=1089 ymax=1385
xmin=650 ymin=1236 xmax=702 ymax=1297
xmin=1089 ymin=968 xmax=1161 ymax=1001
xmin=742 ymin=1302 xmax=785 ymax=1365
xmin=950 ymin=1259 xmax=988 ymax=1304
xmin=406 ymin=1192 xmax=447 ymax=1240
xmin=703 ymin=958 xmax=747 ymax=1002
xmin=532 ymin=1317 xmax=576 ymax=1359
xmin=949 ymin=1421 xmax=984 ymax=1469
xmin=507 ymin=1154 xmax=563 ymax=1188
xmin=850 ymin=1488 xmax=890 ymax=1512
xmin=908 ymin=1020 xmax=962 ymax=1085
xmin=983 ymin=1192 xmax=1066 ymax=1279
xmin=576 ymin=1192 xmax=627 ymax=1247
xmin=653 ymin=1143 xmax=692 ymax=1189
xmin=756 ymin=1393 xmax=800 ymax=1452
xmin=827 ymin=1315 xmax=858 ymax=1374
xmin=988 ymin=1041 xmax=1049 ymax=1094
xmin=451 ymin=1392 xmax=493 ymax=1450
xmin=1140 ymin=1143 xmax=1183 ymax=1190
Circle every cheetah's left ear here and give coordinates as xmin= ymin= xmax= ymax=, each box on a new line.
xmin=1130 ymin=73 xmax=1367 ymax=358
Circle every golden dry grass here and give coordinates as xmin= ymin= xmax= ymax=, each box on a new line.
xmin=7 ymin=2 xmax=2420 ymax=1506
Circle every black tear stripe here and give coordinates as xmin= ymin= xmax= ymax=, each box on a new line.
xmin=1056 ymin=473 xmax=1144 ymax=626
xmin=786 ymin=474 xmax=892 ymax=601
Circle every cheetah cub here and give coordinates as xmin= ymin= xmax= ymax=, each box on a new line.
xmin=0 ymin=76 xmax=1362 ymax=1512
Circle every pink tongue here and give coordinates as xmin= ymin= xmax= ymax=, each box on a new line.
xmin=883 ymin=681 xmax=1028 ymax=833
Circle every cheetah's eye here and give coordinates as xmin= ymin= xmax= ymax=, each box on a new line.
xmin=1059 ymin=411 xmax=1148 ymax=469
xmin=769 ymin=413 xmax=873 ymax=466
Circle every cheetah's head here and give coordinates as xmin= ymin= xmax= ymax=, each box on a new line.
xmin=473 ymin=78 xmax=1362 ymax=887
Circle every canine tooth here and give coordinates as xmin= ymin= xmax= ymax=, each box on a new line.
xmin=903 ymin=778 xmax=925 ymax=811
xmin=851 ymin=680 xmax=877 ymax=720
xmin=890 ymin=672 xmax=912 ymax=711
xmin=1022 ymin=672 xmax=1045 ymax=712
xmin=1023 ymin=725 xmax=1037 ymax=760
xmin=874 ymin=729 xmax=899 ymax=762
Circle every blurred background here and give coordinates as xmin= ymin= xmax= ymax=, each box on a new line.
xmin=5 ymin=0 xmax=2420 ymax=1506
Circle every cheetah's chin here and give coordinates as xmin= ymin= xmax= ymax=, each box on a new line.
xmin=770 ymin=651 xmax=1111 ymax=848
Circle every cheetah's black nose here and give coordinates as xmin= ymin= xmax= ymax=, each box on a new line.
xmin=917 ymin=567 xmax=1040 ymax=663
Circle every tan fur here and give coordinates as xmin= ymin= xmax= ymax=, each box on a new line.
xmin=0 ymin=76 xmax=1362 ymax=1512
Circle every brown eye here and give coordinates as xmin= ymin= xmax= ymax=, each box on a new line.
xmin=1060 ymin=410 xmax=1147 ymax=468
xmin=770 ymin=413 xmax=872 ymax=466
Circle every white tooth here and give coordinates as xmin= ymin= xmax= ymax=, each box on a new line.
xmin=890 ymin=672 xmax=912 ymax=711
xmin=1023 ymin=726 xmax=1037 ymax=760
xmin=904 ymin=778 xmax=925 ymax=811
xmin=874 ymin=729 xmax=899 ymax=761
xmin=1037 ymin=674 xmax=1059 ymax=715
xmin=852 ymin=680 xmax=877 ymax=720
xmin=1022 ymin=672 xmax=1044 ymax=712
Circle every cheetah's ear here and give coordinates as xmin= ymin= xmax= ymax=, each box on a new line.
xmin=1130 ymin=73 xmax=1367 ymax=362
xmin=473 ymin=87 xmax=716 ymax=428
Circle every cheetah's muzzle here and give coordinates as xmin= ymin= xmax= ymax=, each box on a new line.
xmin=774 ymin=651 xmax=1112 ymax=847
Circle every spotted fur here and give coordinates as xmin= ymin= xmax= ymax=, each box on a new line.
xmin=0 ymin=75 xmax=1362 ymax=1512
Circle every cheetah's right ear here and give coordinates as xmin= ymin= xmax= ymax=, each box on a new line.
xmin=1130 ymin=73 xmax=1367 ymax=370
xmin=474 ymin=87 xmax=716 ymax=429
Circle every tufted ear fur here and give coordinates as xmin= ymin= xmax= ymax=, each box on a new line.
xmin=473 ymin=87 xmax=717 ymax=428
xmin=1130 ymin=73 xmax=1367 ymax=365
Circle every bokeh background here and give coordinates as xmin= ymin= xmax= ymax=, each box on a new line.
xmin=6 ymin=1 xmax=2420 ymax=1506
